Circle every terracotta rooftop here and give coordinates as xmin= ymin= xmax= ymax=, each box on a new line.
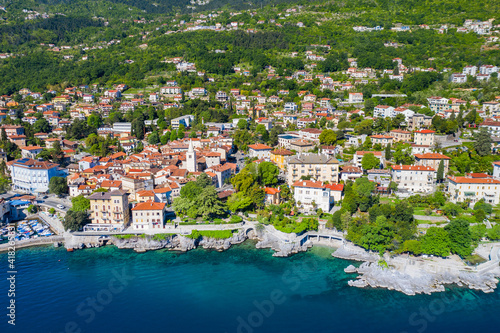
xmin=132 ymin=201 xmax=165 ymax=211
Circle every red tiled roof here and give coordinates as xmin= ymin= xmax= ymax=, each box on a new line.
xmin=22 ymin=145 xmax=43 ymax=151
xmin=448 ymin=176 xmax=500 ymax=184
xmin=414 ymin=153 xmax=450 ymax=160
xmin=370 ymin=135 xmax=393 ymax=139
xmin=137 ymin=190 xmax=155 ymax=197
xmin=292 ymin=180 xmax=324 ymax=189
xmin=264 ymin=187 xmax=280 ymax=195
xmin=271 ymin=149 xmax=294 ymax=156
xmin=154 ymin=187 xmax=172 ymax=194
xmin=248 ymin=144 xmax=272 ymax=150
xmin=132 ymin=201 xmax=165 ymax=211
xmin=324 ymin=184 xmax=344 ymax=191
xmin=392 ymin=165 xmax=435 ymax=171
xmin=355 ymin=151 xmax=382 ymax=156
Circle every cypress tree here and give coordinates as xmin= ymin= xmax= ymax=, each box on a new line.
xmin=385 ymin=143 xmax=392 ymax=160
xmin=437 ymin=159 xmax=445 ymax=182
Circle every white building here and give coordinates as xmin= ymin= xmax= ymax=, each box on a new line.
xmin=293 ymin=180 xmax=331 ymax=212
xmin=373 ymin=105 xmax=395 ymax=118
xmin=462 ymin=65 xmax=477 ymax=76
xmin=21 ymin=146 xmax=43 ymax=159
xmin=451 ymin=73 xmax=467 ymax=83
xmin=447 ymin=176 xmax=500 ymax=206
xmin=479 ymin=65 xmax=498 ymax=75
xmin=160 ymin=86 xmax=182 ymax=95
xmin=131 ymin=201 xmax=166 ymax=230
xmin=493 ymin=161 xmax=500 ymax=179
xmin=171 ymin=115 xmax=195 ymax=129
xmin=427 ymin=97 xmax=450 ymax=113
xmin=348 ymin=92 xmax=364 ymax=104
xmin=353 ymin=151 xmax=384 ymax=168
xmin=482 ymin=101 xmax=500 ymax=115
xmin=248 ymin=144 xmax=273 ymax=159
xmin=113 ymin=122 xmax=132 ymax=133
xmin=480 ymin=120 xmax=500 ymax=136
xmin=284 ymin=102 xmax=298 ymax=112
xmin=391 ymin=165 xmax=436 ymax=193
xmin=10 ymin=158 xmax=61 ymax=193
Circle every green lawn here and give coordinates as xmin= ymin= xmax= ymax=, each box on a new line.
xmin=413 ymin=207 xmax=440 ymax=217
xmin=379 ymin=197 xmax=396 ymax=204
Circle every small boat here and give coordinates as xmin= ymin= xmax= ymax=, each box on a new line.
xmin=67 ymin=248 xmax=74 ymax=252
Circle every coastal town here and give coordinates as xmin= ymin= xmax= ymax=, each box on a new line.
xmin=1 ymin=1 xmax=500 ymax=298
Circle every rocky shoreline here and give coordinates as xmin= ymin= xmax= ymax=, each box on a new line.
xmin=336 ymin=244 xmax=500 ymax=296
xmin=62 ymin=227 xmax=314 ymax=256
xmin=343 ymin=262 xmax=499 ymax=296
xmin=58 ymin=230 xmax=500 ymax=296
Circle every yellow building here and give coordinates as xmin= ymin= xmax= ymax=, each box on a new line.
xmin=86 ymin=190 xmax=130 ymax=231
xmin=270 ymin=149 xmax=294 ymax=170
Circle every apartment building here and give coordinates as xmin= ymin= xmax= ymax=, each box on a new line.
xmin=373 ymin=105 xmax=395 ymax=118
xmin=270 ymin=149 xmax=294 ymax=170
xmin=171 ymin=115 xmax=195 ymax=129
xmin=407 ymin=113 xmax=432 ymax=131
xmin=414 ymin=130 xmax=435 ymax=147
xmin=286 ymin=153 xmax=339 ymax=185
xmin=414 ymin=153 xmax=451 ymax=174
xmin=391 ymin=165 xmax=436 ymax=193
xmin=427 ymin=97 xmax=450 ymax=113
xmin=390 ymin=129 xmax=412 ymax=142
xmin=370 ymin=135 xmax=393 ymax=147
xmin=86 ymin=190 xmax=130 ymax=231
xmin=248 ymin=144 xmax=273 ymax=159
xmin=348 ymin=92 xmax=364 ymax=104
xmin=131 ymin=201 xmax=167 ymax=230
xmin=10 ymin=158 xmax=61 ymax=193
xmin=293 ymin=180 xmax=331 ymax=212
xmin=353 ymin=151 xmax=384 ymax=168
xmin=447 ymin=176 xmax=500 ymax=206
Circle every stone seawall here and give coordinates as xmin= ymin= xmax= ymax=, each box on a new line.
xmin=0 ymin=236 xmax=64 ymax=252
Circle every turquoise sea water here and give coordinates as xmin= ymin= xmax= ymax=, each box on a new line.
xmin=1 ymin=242 xmax=500 ymax=333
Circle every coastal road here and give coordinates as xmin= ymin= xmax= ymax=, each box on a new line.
xmin=40 ymin=199 xmax=70 ymax=213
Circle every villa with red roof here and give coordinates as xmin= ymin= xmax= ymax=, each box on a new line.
xmin=248 ymin=144 xmax=273 ymax=159
xmin=414 ymin=153 xmax=451 ymax=174
xmin=131 ymin=201 xmax=167 ymax=230
xmin=391 ymin=165 xmax=436 ymax=193
xmin=447 ymin=175 xmax=500 ymax=206
xmin=414 ymin=129 xmax=435 ymax=146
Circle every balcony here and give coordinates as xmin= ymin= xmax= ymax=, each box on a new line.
xmin=464 ymin=192 xmax=476 ymax=197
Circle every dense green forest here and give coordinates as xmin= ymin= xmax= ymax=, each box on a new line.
xmin=0 ymin=0 xmax=499 ymax=94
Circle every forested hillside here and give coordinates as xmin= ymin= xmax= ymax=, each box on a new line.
xmin=0 ymin=0 xmax=499 ymax=94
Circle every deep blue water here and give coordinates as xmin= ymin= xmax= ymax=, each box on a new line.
xmin=1 ymin=242 xmax=500 ymax=333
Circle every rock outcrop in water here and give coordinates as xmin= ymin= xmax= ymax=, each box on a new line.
xmin=342 ymin=260 xmax=500 ymax=296
xmin=199 ymin=231 xmax=247 ymax=251
xmin=255 ymin=233 xmax=311 ymax=257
